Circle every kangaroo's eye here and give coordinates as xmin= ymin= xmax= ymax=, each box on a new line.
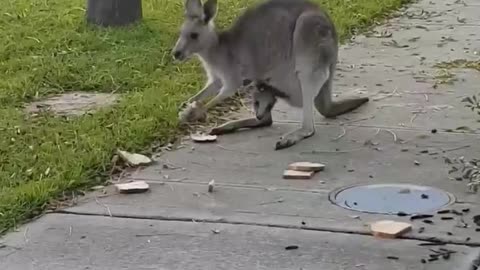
xmin=254 ymin=101 xmax=259 ymax=107
xmin=190 ymin=32 xmax=199 ymax=40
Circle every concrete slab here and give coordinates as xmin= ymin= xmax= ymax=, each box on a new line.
xmin=0 ymin=214 xmax=478 ymax=270
xmin=64 ymin=180 xmax=480 ymax=245
xmin=64 ymin=123 xmax=480 ymax=244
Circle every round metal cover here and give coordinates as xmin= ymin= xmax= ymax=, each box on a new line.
xmin=329 ymin=184 xmax=455 ymax=215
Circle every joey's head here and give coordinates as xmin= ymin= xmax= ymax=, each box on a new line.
xmin=243 ymin=79 xmax=277 ymax=120
xmin=172 ymin=0 xmax=218 ymax=61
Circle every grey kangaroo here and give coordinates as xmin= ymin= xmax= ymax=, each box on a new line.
xmin=172 ymin=0 xmax=369 ymax=150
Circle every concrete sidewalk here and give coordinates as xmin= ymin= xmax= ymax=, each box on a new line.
xmin=2 ymin=0 xmax=480 ymax=269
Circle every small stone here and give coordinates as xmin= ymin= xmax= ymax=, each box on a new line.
xmin=414 ymin=160 xmax=421 ymax=166
xmin=208 ymin=179 xmax=215 ymax=193
xmin=431 ymin=129 xmax=437 ymax=134
xmin=421 ymin=194 xmax=429 ymax=199
xmin=473 ymin=215 xmax=480 ymax=226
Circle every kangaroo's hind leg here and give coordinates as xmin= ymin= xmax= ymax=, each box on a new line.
xmin=314 ymin=62 xmax=369 ymax=118
xmin=275 ymin=11 xmax=332 ymax=150
xmin=210 ymin=114 xmax=273 ymax=135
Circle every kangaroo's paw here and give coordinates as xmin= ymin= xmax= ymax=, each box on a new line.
xmin=178 ymin=101 xmax=207 ymax=123
xmin=209 ymin=124 xmax=236 ymax=135
xmin=275 ymin=128 xmax=315 ymax=150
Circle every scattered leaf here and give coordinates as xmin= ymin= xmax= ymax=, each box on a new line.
xmin=116 ymin=149 xmax=153 ymax=166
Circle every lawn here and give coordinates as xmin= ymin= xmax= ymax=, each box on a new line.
xmin=0 ymin=0 xmax=410 ymax=233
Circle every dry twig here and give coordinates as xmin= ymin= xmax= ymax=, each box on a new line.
xmin=332 ymin=127 xmax=347 ymax=141
xmin=95 ymin=196 xmax=112 ymax=217
xmin=217 ymin=144 xmax=259 ymax=155
xmin=384 ymin=129 xmax=398 ymax=143
xmin=372 ymin=87 xmax=399 ymax=101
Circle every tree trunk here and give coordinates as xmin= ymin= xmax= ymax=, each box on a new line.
xmin=86 ymin=0 xmax=143 ymax=27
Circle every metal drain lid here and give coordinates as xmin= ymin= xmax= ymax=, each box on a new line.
xmin=329 ymin=183 xmax=455 ymax=215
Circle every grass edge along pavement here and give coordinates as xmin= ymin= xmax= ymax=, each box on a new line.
xmin=0 ymin=0 xmax=412 ymax=234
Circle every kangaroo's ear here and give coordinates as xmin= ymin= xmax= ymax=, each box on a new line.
xmin=203 ymin=0 xmax=217 ymax=23
xmin=185 ymin=0 xmax=203 ymax=18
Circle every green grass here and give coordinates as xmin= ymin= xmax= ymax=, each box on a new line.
xmin=0 ymin=0 xmax=410 ymax=233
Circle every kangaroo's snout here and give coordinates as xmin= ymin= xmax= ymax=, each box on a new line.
xmin=172 ymin=50 xmax=185 ymax=61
